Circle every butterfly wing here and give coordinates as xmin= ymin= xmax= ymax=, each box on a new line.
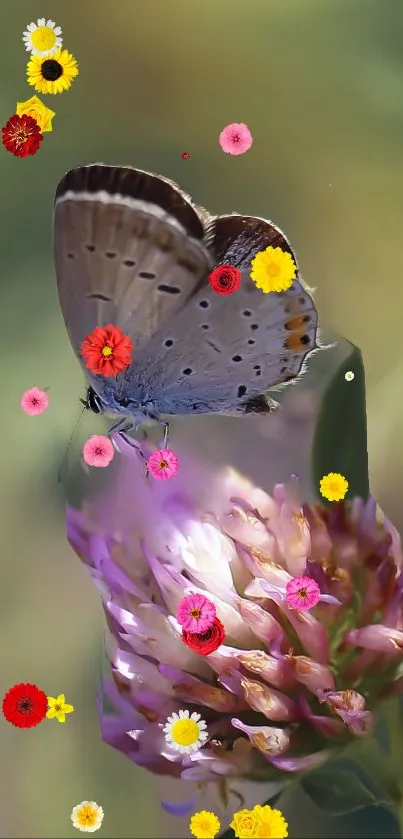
xmin=53 ymin=164 xmax=212 ymax=401
xmin=131 ymin=214 xmax=319 ymax=416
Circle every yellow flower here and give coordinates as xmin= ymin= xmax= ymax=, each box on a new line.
xmin=320 ymin=472 xmax=349 ymax=502
xmin=190 ymin=810 xmax=221 ymax=839
xmin=16 ymin=96 xmax=55 ymax=133
xmin=345 ymin=370 xmax=354 ymax=381
xmin=71 ymin=801 xmax=104 ymax=833
xmin=253 ymin=805 xmax=288 ymax=838
xmin=27 ymin=49 xmax=79 ymax=95
xmin=230 ymin=808 xmax=259 ymax=838
xmin=46 ymin=693 xmax=74 ymax=723
xmin=250 ymin=246 xmax=297 ymax=294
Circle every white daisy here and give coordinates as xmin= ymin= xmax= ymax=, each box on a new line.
xmin=71 ymin=801 xmax=104 ymax=833
xmin=163 ymin=709 xmax=208 ymax=754
xmin=22 ymin=18 xmax=62 ymax=57
xmin=345 ymin=370 xmax=355 ymax=382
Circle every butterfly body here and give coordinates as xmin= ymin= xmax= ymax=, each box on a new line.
xmin=54 ymin=164 xmax=320 ymax=434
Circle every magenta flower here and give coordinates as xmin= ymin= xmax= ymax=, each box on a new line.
xmin=177 ymin=593 xmax=216 ymax=633
xmin=66 ymin=437 xmax=403 ymax=793
xmin=147 ymin=448 xmax=179 ymax=480
xmin=20 ymin=386 xmax=49 ymax=415
xmin=82 ymin=435 xmax=114 ymax=468
xmin=219 ymin=122 xmax=253 ymax=156
xmin=285 ymin=575 xmax=320 ymax=610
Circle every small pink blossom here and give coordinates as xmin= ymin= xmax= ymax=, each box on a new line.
xmin=177 ymin=593 xmax=216 ymax=633
xmin=147 ymin=448 xmax=179 ymax=480
xmin=20 ymin=386 xmax=49 ymax=415
xmin=286 ymin=575 xmax=320 ymax=611
xmin=219 ymin=122 xmax=253 ymax=156
xmin=83 ymin=435 xmax=114 ymax=468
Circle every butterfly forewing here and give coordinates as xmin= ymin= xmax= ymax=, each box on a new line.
xmin=53 ymin=164 xmax=212 ymax=363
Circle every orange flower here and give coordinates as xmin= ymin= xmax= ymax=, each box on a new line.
xmin=80 ymin=324 xmax=133 ymax=377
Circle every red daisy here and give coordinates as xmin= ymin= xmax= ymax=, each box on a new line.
xmin=80 ymin=324 xmax=133 ymax=377
xmin=209 ymin=264 xmax=242 ymax=295
xmin=2 ymin=682 xmax=48 ymax=728
xmin=181 ymin=617 xmax=226 ymax=656
xmin=2 ymin=113 xmax=43 ymax=158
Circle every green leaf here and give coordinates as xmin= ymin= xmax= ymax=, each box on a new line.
xmin=301 ymin=766 xmax=376 ymax=815
xmin=312 ymin=345 xmax=370 ymax=503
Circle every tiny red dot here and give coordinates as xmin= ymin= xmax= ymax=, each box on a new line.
xmin=181 ymin=152 xmax=190 ymax=159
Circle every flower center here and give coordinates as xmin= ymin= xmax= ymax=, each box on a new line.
xmin=101 ymin=345 xmax=113 ymax=357
xmin=78 ymin=807 xmax=96 ymax=827
xmin=297 ymin=587 xmax=308 ymax=599
xmin=197 ymin=626 xmax=213 ymax=640
xmin=31 ymin=26 xmax=56 ymax=51
xmin=17 ymin=697 xmax=34 ymax=714
xmin=241 ymin=816 xmax=254 ymax=830
xmin=171 ymin=718 xmax=200 ymax=746
xmin=267 ymin=261 xmax=280 ymax=277
xmin=232 ymin=134 xmax=240 ymax=143
xmin=189 ymin=608 xmax=201 ymax=618
xmin=159 ymin=460 xmax=168 ymax=469
xmin=219 ymin=273 xmax=231 ymax=286
xmin=94 ymin=447 xmax=104 ymax=457
xmin=54 ymin=704 xmax=61 ymax=712
xmin=41 ymin=59 xmax=63 ymax=81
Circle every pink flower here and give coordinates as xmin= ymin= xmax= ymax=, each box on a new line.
xmin=177 ymin=593 xmax=216 ymax=633
xmin=219 ymin=122 xmax=253 ymax=156
xmin=147 ymin=448 xmax=179 ymax=480
xmin=83 ymin=435 xmax=114 ymax=468
xmin=286 ymin=575 xmax=320 ymax=611
xmin=20 ymin=386 xmax=49 ymax=415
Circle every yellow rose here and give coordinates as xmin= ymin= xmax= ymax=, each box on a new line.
xmin=230 ymin=809 xmax=259 ymax=839
xmin=15 ymin=95 xmax=55 ymax=132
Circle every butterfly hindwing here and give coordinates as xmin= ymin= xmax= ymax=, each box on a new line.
xmin=130 ymin=214 xmax=319 ymax=415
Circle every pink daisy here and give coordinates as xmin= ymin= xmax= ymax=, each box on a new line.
xmin=286 ymin=575 xmax=320 ymax=611
xmin=219 ymin=122 xmax=253 ymax=156
xmin=177 ymin=593 xmax=216 ymax=633
xmin=147 ymin=448 xmax=179 ymax=480
xmin=83 ymin=435 xmax=114 ymax=468
xmin=20 ymin=386 xmax=49 ymax=415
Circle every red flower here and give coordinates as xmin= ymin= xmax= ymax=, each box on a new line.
xmin=209 ymin=264 xmax=242 ymax=295
xmin=181 ymin=617 xmax=226 ymax=655
xmin=2 ymin=682 xmax=48 ymax=728
xmin=2 ymin=114 xmax=43 ymax=158
xmin=80 ymin=324 xmax=133 ymax=377
xmin=181 ymin=151 xmax=190 ymax=159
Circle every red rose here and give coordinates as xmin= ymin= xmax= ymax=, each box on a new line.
xmin=181 ymin=617 xmax=226 ymax=655
xmin=209 ymin=264 xmax=242 ymax=295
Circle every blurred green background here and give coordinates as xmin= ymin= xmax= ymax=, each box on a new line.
xmin=2 ymin=0 xmax=403 ymax=836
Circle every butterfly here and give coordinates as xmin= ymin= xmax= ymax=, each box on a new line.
xmin=54 ymin=164 xmax=319 ymax=446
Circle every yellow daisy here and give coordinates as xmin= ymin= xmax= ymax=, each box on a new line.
xmin=253 ymin=804 xmax=288 ymax=838
xmin=71 ymin=801 xmax=104 ymax=833
xmin=320 ymin=472 xmax=349 ymax=502
xmin=190 ymin=810 xmax=221 ymax=839
xmin=46 ymin=693 xmax=74 ymax=723
xmin=230 ymin=808 xmax=259 ymax=838
xmin=16 ymin=96 xmax=55 ymax=133
xmin=250 ymin=246 xmax=297 ymax=294
xmin=23 ymin=18 xmax=62 ymax=57
xmin=27 ymin=49 xmax=79 ymax=95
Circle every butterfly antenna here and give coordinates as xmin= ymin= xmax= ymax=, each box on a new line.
xmin=57 ymin=399 xmax=87 ymax=487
